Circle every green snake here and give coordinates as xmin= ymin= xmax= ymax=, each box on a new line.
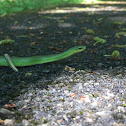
xmin=1 ymin=45 xmax=86 ymax=72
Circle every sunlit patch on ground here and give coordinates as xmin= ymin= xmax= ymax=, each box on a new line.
xmin=39 ymin=2 xmax=126 ymax=14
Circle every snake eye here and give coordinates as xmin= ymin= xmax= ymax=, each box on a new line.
xmin=78 ymin=47 xmax=82 ymax=49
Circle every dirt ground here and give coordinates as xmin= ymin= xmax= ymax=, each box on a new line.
xmin=0 ymin=2 xmax=126 ymax=108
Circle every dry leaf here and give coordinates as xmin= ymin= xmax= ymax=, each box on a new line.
xmin=30 ymin=42 xmax=40 ymax=45
xmin=4 ymin=103 xmax=15 ymax=109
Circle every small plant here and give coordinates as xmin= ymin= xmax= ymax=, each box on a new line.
xmin=97 ymin=18 xmax=104 ymax=22
xmin=80 ymin=111 xmax=83 ymax=115
xmin=111 ymin=50 xmax=120 ymax=59
xmin=104 ymin=50 xmax=121 ymax=60
xmin=86 ymin=29 xmax=95 ymax=34
xmin=120 ymin=28 xmax=126 ymax=31
xmin=111 ymin=21 xmax=124 ymax=25
xmin=111 ymin=44 xmax=126 ymax=48
xmin=115 ymin=32 xmax=126 ymax=37
xmin=123 ymin=104 xmax=126 ymax=107
xmin=94 ymin=37 xmax=106 ymax=46
xmin=0 ymin=39 xmax=15 ymax=45
xmin=56 ymin=20 xmax=64 ymax=23
xmin=41 ymin=117 xmax=47 ymax=124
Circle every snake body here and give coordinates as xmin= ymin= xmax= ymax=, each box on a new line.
xmin=0 ymin=46 xmax=86 ymax=72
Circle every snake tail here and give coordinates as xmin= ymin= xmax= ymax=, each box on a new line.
xmin=4 ymin=54 xmax=18 ymax=72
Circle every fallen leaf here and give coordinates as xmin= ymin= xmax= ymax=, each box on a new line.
xmin=78 ymin=41 xmax=83 ymax=45
xmin=57 ymin=119 xmax=63 ymax=123
xmin=4 ymin=103 xmax=15 ymax=109
xmin=29 ymin=33 xmax=35 ymax=36
xmin=22 ymin=105 xmax=27 ymax=109
xmin=88 ymin=71 xmax=96 ymax=73
xmin=0 ymin=119 xmax=4 ymax=124
xmin=59 ymin=41 xmax=67 ymax=44
xmin=71 ymin=94 xmax=76 ymax=98
xmin=80 ymin=20 xmax=85 ymax=24
xmin=62 ymin=16 xmax=68 ymax=19
xmin=48 ymin=46 xmax=63 ymax=52
xmin=80 ymin=96 xmax=86 ymax=101
xmin=30 ymin=41 xmax=40 ymax=45
xmin=37 ymin=37 xmax=44 ymax=39
xmin=85 ymin=41 xmax=90 ymax=45
xmin=65 ymin=66 xmax=75 ymax=71
xmin=29 ymin=27 xmax=33 ymax=30
xmin=91 ymin=49 xmax=96 ymax=53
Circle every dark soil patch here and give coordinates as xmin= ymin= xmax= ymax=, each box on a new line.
xmin=0 ymin=2 xmax=126 ymax=119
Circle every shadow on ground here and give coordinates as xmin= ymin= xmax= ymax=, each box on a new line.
xmin=0 ymin=2 xmax=126 ymax=106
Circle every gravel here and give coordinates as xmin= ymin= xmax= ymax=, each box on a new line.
xmin=12 ymin=66 xmax=126 ymax=126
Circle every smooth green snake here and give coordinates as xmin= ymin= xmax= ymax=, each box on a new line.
xmin=1 ymin=45 xmax=86 ymax=72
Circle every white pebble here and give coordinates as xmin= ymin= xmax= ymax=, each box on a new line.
xmin=118 ymin=106 xmax=125 ymax=112
xmin=4 ymin=119 xmax=15 ymax=126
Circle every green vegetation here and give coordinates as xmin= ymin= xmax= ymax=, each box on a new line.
xmin=0 ymin=46 xmax=86 ymax=72
xmin=111 ymin=44 xmax=126 ymax=48
xmin=115 ymin=32 xmax=126 ymax=37
xmin=89 ymin=94 xmax=94 ymax=97
xmin=120 ymin=28 xmax=126 ymax=31
xmin=0 ymin=0 xmax=94 ymax=16
xmin=94 ymin=37 xmax=106 ymax=46
xmin=1 ymin=0 xmax=126 ymax=16
xmin=97 ymin=18 xmax=104 ymax=22
xmin=104 ymin=50 xmax=121 ymax=60
xmin=111 ymin=21 xmax=124 ymax=25
xmin=80 ymin=111 xmax=83 ymax=115
xmin=86 ymin=29 xmax=95 ymax=34
xmin=41 ymin=117 xmax=47 ymax=124
xmin=111 ymin=50 xmax=120 ymax=59
xmin=0 ymin=39 xmax=15 ymax=44
xmin=123 ymin=104 xmax=126 ymax=107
